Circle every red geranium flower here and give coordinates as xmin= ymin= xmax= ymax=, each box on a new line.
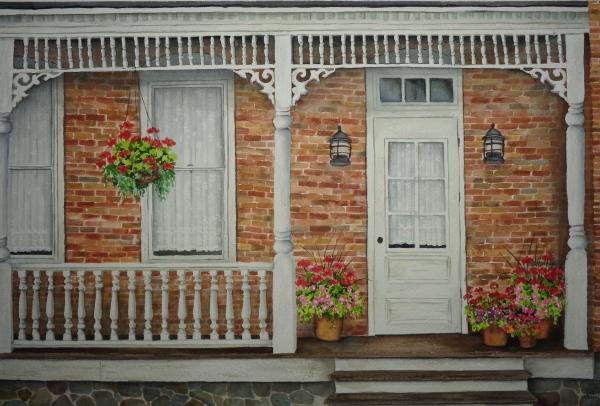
xmin=121 ymin=121 xmax=134 ymax=130
xmin=297 ymin=259 xmax=311 ymax=268
xmin=162 ymin=162 xmax=174 ymax=171
xmin=143 ymin=157 xmax=156 ymax=164
xmin=108 ymin=137 xmax=117 ymax=147
xmin=162 ymin=137 xmax=176 ymax=147
xmin=107 ymin=156 xmax=116 ymax=164
xmin=147 ymin=127 xmax=160 ymax=135
xmin=118 ymin=165 xmax=128 ymax=173
xmin=96 ymin=159 xmax=106 ymax=169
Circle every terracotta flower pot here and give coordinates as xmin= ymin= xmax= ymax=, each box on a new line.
xmin=518 ymin=335 xmax=537 ymax=349
xmin=482 ymin=326 xmax=508 ymax=347
xmin=314 ymin=317 xmax=343 ymax=341
xmin=536 ymin=318 xmax=553 ymax=340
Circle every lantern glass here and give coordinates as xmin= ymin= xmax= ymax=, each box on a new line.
xmin=483 ymin=124 xmax=505 ymax=164
xmin=330 ymin=126 xmax=352 ymax=166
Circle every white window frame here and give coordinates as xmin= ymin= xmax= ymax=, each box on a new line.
xmin=140 ymin=70 xmax=236 ymax=263
xmin=8 ymin=76 xmax=64 ymax=264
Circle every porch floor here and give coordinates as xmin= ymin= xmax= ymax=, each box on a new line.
xmin=0 ymin=334 xmax=590 ymax=360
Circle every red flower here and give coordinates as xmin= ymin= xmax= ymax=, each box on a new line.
xmin=118 ymin=149 xmax=131 ymax=158
xmin=296 ymin=276 xmax=307 ymax=287
xmin=143 ymin=136 xmax=153 ymax=143
xmin=297 ymin=259 xmax=311 ymax=268
xmin=162 ymin=162 xmax=175 ymax=171
xmin=118 ymin=165 xmax=128 ymax=173
xmin=107 ymin=156 xmax=116 ymax=164
xmin=541 ymin=252 xmax=554 ymax=263
xmin=96 ymin=159 xmax=106 ymax=169
xmin=333 ymin=262 xmax=345 ymax=270
xmin=324 ymin=256 xmax=334 ymax=264
xmin=100 ymin=151 xmax=112 ymax=159
xmin=130 ymin=136 xmax=141 ymax=143
xmin=162 ymin=137 xmax=176 ymax=147
xmin=121 ymin=121 xmax=134 ymax=130
xmin=143 ymin=157 xmax=156 ymax=164
xmin=107 ymin=137 xmax=117 ymax=147
xmin=147 ymin=127 xmax=160 ymax=135
xmin=490 ymin=281 xmax=499 ymax=290
xmin=152 ymin=140 xmax=163 ymax=148
xmin=521 ymin=256 xmax=533 ymax=265
xmin=118 ymin=130 xmax=132 ymax=140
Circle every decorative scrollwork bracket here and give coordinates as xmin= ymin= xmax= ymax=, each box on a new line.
xmin=234 ymin=69 xmax=275 ymax=106
xmin=520 ymin=68 xmax=567 ymax=102
xmin=291 ymin=68 xmax=336 ymax=106
xmin=12 ymin=72 xmax=63 ymax=108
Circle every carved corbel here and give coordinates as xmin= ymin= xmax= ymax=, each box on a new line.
xmin=291 ymin=68 xmax=336 ymax=106
xmin=520 ymin=68 xmax=567 ymax=102
xmin=12 ymin=72 xmax=63 ymax=109
xmin=234 ymin=69 xmax=275 ymax=105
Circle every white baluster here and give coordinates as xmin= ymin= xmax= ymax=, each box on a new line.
xmin=492 ymin=35 xmax=499 ymax=65
xmin=67 ymin=38 xmax=74 ymax=68
xmin=362 ymin=34 xmax=367 ymax=64
xmin=298 ymin=35 xmax=304 ymax=65
xmin=558 ymin=34 xmax=564 ymax=63
xmin=44 ymin=38 xmax=49 ymax=69
xmin=258 ymin=270 xmax=268 ymax=340
xmin=374 ymin=35 xmax=380 ymax=64
xmin=459 ymin=35 xmax=465 ymax=65
xmin=210 ymin=270 xmax=219 ymax=340
xmin=241 ymin=270 xmax=251 ymax=341
xmin=193 ymin=270 xmax=202 ymax=340
xmin=32 ymin=271 xmax=40 ymax=340
xmin=469 ymin=35 xmax=475 ymax=64
xmin=86 ymin=37 xmax=93 ymax=68
xmin=513 ymin=35 xmax=520 ymax=65
xmin=230 ymin=36 xmax=236 ymax=65
xmin=110 ymin=271 xmax=119 ymax=340
xmin=34 ymin=38 xmax=40 ymax=70
xmin=177 ymin=36 xmax=183 ymax=65
xmin=264 ymin=35 xmax=270 ymax=64
xmin=480 ymin=35 xmax=487 ymax=65
xmin=545 ymin=34 xmax=551 ymax=64
xmin=426 ymin=34 xmax=432 ymax=64
xmin=450 ymin=35 xmax=456 ymax=65
xmin=405 ymin=35 xmax=410 ymax=64
xmin=177 ymin=270 xmax=187 ymax=340
xmin=46 ymin=271 xmax=55 ymax=341
xmin=57 ymin=37 xmax=62 ymax=69
xmin=77 ymin=37 xmax=83 ymax=68
xmin=143 ymin=37 xmax=149 ymax=67
xmin=525 ymin=35 xmax=532 ymax=65
xmin=438 ymin=35 xmax=443 ymax=65
xmin=160 ymin=270 xmax=169 ymax=340
xmin=154 ymin=36 xmax=160 ymax=67
xmin=63 ymin=271 xmax=73 ymax=341
xmin=341 ymin=35 xmax=347 ymax=65
xmin=393 ymin=34 xmax=399 ymax=64
xmin=242 ymin=35 xmax=247 ymax=65
xmin=143 ymin=272 xmax=153 ymax=341
xmin=308 ymin=34 xmax=314 ymax=65
xmin=329 ymin=34 xmax=334 ymax=65
xmin=134 ymin=37 xmax=140 ymax=68
xmin=77 ymin=271 xmax=86 ymax=340
xmin=210 ymin=36 xmax=216 ymax=65
xmin=220 ymin=35 xmax=226 ymax=65
xmin=127 ymin=270 xmax=136 ymax=340
xmin=100 ymin=37 xmax=107 ymax=68
xmin=501 ymin=35 xmax=508 ymax=65
xmin=17 ymin=270 xmax=27 ymax=340
xmin=350 ymin=35 xmax=356 ymax=64
xmin=384 ymin=35 xmax=390 ymax=64
xmin=417 ymin=35 xmax=423 ymax=63
xmin=225 ymin=270 xmax=234 ymax=340
xmin=534 ymin=35 xmax=540 ymax=64
xmin=165 ymin=36 xmax=171 ymax=67
xmin=251 ymin=35 xmax=257 ymax=66
xmin=109 ymin=37 xmax=116 ymax=68
xmin=93 ymin=271 xmax=103 ymax=340
xmin=319 ymin=35 xmax=324 ymax=65
xmin=187 ymin=36 xmax=193 ymax=65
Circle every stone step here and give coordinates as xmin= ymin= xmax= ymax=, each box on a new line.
xmin=334 ymin=358 xmax=525 ymax=372
xmin=325 ymin=391 xmax=538 ymax=406
xmin=331 ymin=370 xmax=531 ymax=382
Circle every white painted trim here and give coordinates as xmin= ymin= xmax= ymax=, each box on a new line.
xmin=0 ymin=358 xmax=334 ymax=382
xmin=365 ymin=67 xmax=465 ymax=336
xmin=13 ymin=339 xmax=272 ymax=348
xmin=140 ymin=70 xmax=237 ymax=263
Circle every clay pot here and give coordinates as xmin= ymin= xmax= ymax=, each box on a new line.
xmin=518 ymin=335 xmax=537 ymax=349
xmin=482 ymin=326 xmax=508 ymax=347
xmin=314 ymin=317 xmax=343 ymax=341
xmin=136 ymin=172 xmax=160 ymax=186
xmin=536 ymin=318 xmax=553 ymax=340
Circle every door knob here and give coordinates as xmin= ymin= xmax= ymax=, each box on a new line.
xmin=377 ymin=237 xmax=383 ymax=244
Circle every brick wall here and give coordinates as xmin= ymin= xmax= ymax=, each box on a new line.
xmin=64 ymin=72 xmax=142 ymax=263
xmin=463 ymin=69 xmax=568 ymax=289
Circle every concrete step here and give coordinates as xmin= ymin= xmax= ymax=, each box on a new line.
xmin=325 ymin=391 xmax=538 ymax=406
xmin=334 ymin=358 xmax=525 ymax=372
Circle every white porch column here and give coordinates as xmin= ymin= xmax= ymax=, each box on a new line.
xmin=564 ymin=34 xmax=587 ymax=350
xmin=0 ymin=38 xmax=14 ymax=353
xmin=271 ymin=34 xmax=296 ymax=354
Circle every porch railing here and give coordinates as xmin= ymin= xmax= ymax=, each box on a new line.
xmin=10 ymin=262 xmax=273 ymax=348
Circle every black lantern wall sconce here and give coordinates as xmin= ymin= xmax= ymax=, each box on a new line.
xmin=329 ymin=126 xmax=352 ymax=167
xmin=483 ymin=123 xmax=505 ymax=164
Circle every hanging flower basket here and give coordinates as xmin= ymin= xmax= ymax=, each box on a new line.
xmin=97 ymin=121 xmax=177 ymax=201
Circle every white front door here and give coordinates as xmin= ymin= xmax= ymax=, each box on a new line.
xmin=368 ymin=69 xmax=463 ymax=334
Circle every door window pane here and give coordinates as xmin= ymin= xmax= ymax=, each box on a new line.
xmin=418 ymin=142 xmax=445 ymax=179
xmin=389 ymin=180 xmax=414 ymax=213
xmin=419 ymin=215 xmax=446 ymax=248
xmin=388 ymin=142 xmax=414 ymax=178
xmin=430 ymin=78 xmax=454 ymax=103
xmin=389 ymin=215 xmax=415 ymax=248
xmin=419 ymin=180 xmax=446 ymax=214
xmin=379 ymin=78 xmax=403 ymax=102
xmin=405 ymin=79 xmax=426 ymax=102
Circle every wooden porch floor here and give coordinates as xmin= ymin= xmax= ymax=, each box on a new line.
xmin=0 ymin=334 xmax=591 ymax=360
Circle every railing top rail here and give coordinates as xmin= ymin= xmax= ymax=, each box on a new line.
xmin=11 ymin=262 xmax=274 ymax=271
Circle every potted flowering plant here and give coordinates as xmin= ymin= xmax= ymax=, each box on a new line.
xmin=296 ymin=247 xmax=364 ymax=341
xmin=509 ymin=251 xmax=565 ymax=342
xmin=97 ymin=121 xmax=177 ymax=201
xmin=463 ymin=282 xmax=513 ymax=347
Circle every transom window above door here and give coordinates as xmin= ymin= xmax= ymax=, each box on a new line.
xmin=379 ymin=77 xmax=454 ymax=104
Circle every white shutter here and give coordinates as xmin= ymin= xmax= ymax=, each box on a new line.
xmin=150 ymin=85 xmax=226 ymax=256
xmin=8 ymin=80 xmax=56 ymax=255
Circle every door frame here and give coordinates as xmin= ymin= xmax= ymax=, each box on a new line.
xmin=365 ymin=67 xmax=468 ymax=335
